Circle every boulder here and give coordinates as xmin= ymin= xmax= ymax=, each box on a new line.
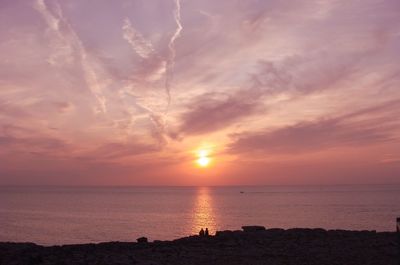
xmin=136 ymin=237 xmax=148 ymax=243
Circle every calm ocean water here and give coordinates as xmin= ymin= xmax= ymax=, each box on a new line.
xmin=1 ymin=185 xmax=399 ymax=245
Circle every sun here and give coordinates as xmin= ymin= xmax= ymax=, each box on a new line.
xmin=196 ymin=149 xmax=211 ymax=168
xmin=197 ymin=156 xmax=210 ymax=167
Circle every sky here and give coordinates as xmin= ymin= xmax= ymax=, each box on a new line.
xmin=0 ymin=0 xmax=400 ymax=185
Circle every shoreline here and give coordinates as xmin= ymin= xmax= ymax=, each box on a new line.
xmin=1 ymin=227 xmax=398 ymax=265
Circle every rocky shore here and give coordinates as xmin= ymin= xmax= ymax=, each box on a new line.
xmin=0 ymin=227 xmax=398 ymax=265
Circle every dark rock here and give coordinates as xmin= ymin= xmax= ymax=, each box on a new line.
xmin=265 ymin=228 xmax=285 ymax=234
xmin=241 ymin=225 xmax=266 ymax=232
xmin=215 ymin=230 xmax=234 ymax=237
xmin=136 ymin=237 xmax=148 ymax=243
xmin=0 ymin=228 xmax=397 ymax=265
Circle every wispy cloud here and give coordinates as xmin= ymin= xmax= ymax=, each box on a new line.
xmin=178 ymin=91 xmax=263 ymax=135
xmin=0 ymin=135 xmax=68 ymax=156
xmin=83 ymin=141 xmax=159 ymax=160
xmin=34 ymin=0 xmax=107 ymax=113
xmin=119 ymin=0 xmax=184 ymax=144
xmin=229 ymin=100 xmax=400 ymax=155
xmin=122 ymin=18 xmax=154 ymax=59
xmin=165 ymin=0 xmax=183 ymax=109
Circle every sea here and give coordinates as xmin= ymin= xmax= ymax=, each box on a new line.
xmin=1 ymin=185 xmax=399 ymax=245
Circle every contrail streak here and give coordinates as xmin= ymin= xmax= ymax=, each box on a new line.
xmin=165 ymin=0 xmax=183 ymax=110
xmin=34 ymin=0 xmax=107 ymax=113
xmin=120 ymin=0 xmax=182 ymax=144
xmin=122 ymin=18 xmax=154 ymax=59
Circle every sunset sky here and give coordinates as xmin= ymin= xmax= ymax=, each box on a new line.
xmin=1 ymin=0 xmax=399 ymax=185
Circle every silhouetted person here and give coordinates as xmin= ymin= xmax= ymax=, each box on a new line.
xmin=205 ymin=228 xmax=209 ymax=236
xmin=199 ymin=228 xmax=205 ymax=236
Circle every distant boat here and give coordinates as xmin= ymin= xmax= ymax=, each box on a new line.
xmin=240 ymin=191 xmax=244 ymax=194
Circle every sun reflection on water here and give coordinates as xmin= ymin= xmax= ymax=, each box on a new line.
xmin=190 ymin=187 xmax=217 ymax=235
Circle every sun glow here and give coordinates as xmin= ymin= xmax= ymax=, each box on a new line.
xmin=197 ymin=156 xmax=210 ymax=167
xmin=196 ymin=149 xmax=211 ymax=167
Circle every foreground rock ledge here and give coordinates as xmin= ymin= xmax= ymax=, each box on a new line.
xmin=0 ymin=228 xmax=398 ymax=265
